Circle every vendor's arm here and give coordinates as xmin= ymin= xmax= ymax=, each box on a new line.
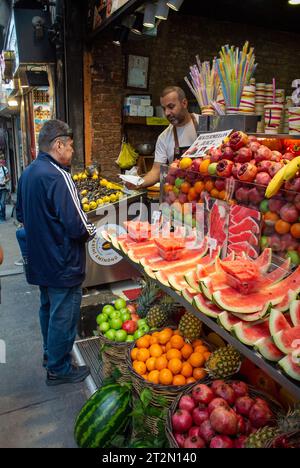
xmin=139 ymin=162 xmax=161 ymax=188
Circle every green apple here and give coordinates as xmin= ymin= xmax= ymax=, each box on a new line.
xmin=126 ymin=335 xmax=135 ymax=342
xmin=133 ymin=329 xmax=145 ymax=340
xmin=260 ymin=236 xmax=269 ymax=249
xmin=110 ymin=317 xmax=123 ymax=330
xmin=138 ymin=323 xmax=150 ymax=334
xmin=110 ymin=311 xmax=121 ymax=320
xmin=115 ymin=329 xmax=128 ymax=342
xmin=173 ymin=186 xmax=180 ymax=196
xmin=137 ymin=319 xmax=148 ymax=328
xmin=208 ymin=162 xmax=218 ymax=176
xmin=99 ymin=321 xmax=110 ymax=333
xmin=260 ymin=200 xmax=269 ymax=213
xmin=96 ymin=313 xmax=108 ymax=325
xmin=175 ymin=177 xmax=184 ymax=189
xmin=121 ymin=312 xmax=131 ymax=322
xmin=114 ymin=298 xmax=127 ymax=310
xmin=105 ymin=329 xmax=116 ymax=341
xmin=286 ymin=250 xmax=300 ymax=265
xmin=102 ymin=304 xmax=115 ymax=315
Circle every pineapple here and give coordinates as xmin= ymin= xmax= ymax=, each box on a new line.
xmin=205 ymin=345 xmax=242 ymax=379
xmin=277 ymin=404 xmax=300 ymax=434
xmin=179 ymin=312 xmax=202 ymax=342
xmin=136 ymin=278 xmax=161 ymax=319
xmin=246 ymin=427 xmax=279 ymax=448
xmin=147 ymin=295 xmax=175 ymax=329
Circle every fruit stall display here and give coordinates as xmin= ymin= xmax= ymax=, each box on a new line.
xmin=72 ymin=168 xmax=125 ymax=213
xmin=161 ymin=132 xmax=300 ymax=265
xmin=105 ymin=222 xmax=300 ymax=395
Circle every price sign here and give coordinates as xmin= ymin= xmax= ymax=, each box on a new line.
xmin=292 ymin=79 xmax=300 ymax=106
xmin=182 ymin=130 xmax=233 ymax=159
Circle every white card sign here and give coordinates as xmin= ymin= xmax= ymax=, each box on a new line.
xmin=292 ymin=79 xmax=300 ymax=105
xmin=182 ymin=130 xmax=233 ymax=159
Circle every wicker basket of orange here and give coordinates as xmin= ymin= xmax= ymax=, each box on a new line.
xmin=127 ymin=327 xmax=213 ymax=436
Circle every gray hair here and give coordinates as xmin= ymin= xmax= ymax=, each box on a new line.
xmin=38 ymin=120 xmax=71 ymax=153
xmin=160 ymin=86 xmax=187 ymax=101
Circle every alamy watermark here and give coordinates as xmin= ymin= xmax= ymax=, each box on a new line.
xmin=0 ymin=339 xmax=6 ymax=364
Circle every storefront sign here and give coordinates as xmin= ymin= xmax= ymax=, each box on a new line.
xmin=88 ymin=224 xmax=126 ymax=266
xmin=182 ymin=130 xmax=233 ymax=158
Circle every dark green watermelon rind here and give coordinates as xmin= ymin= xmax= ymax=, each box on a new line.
xmin=74 ymin=385 xmax=131 ymax=448
xmin=269 ymin=309 xmax=292 ymax=338
xmin=168 ymin=275 xmax=189 ymax=292
xmin=184 ymin=270 xmax=201 ymax=292
xmin=192 ymin=294 xmax=223 ymax=319
xmin=273 ymin=326 xmax=300 ymax=355
xmin=212 ymin=289 xmax=279 ymax=314
xmin=232 ymin=320 xmax=271 ymax=347
xmin=254 ymin=337 xmax=285 ymax=362
xmin=290 ymin=300 xmax=300 ymax=327
xmin=181 ymin=288 xmax=198 ymax=304
xmin=231 ymin=303 xmax=271 ymax=322
xmin=278 ymin=354 xmax=300 ymax=381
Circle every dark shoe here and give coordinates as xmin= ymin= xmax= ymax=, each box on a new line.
xmin=42 ymin=355 xmax=48 ymax=368
xmin=46 ymin=365 xmax=90 ymax=386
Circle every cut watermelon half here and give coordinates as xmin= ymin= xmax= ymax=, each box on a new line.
xmin=254 ymin=337 xmax=284 ymax=362
xmin=140 ymin=243 xmax=208 ymax=271
xmin=269 ymin=309 xmax=292 ymax=338
xmin=290 ymin=300 xmax=300 ymax=327
xmin=276 ymin=290 xmax=299 ymax=312
xmin=181 ymin=288 xmax=198 ymax=304
xmin=217 ymin=312 xmax=242 ymax=332
xmin=193 ymin=294 xmax=223 ymax=319
xmin=231 ymin=304 xmax=271 ymax=322
xmin=278 ymin=354 xmax=300 ymax=381
xmin=273 ymin=326 xmax=300 ymax=355
xmin=232 ymin=320 xmax=271 ymax=346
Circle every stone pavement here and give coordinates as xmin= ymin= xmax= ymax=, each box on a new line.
xmin=0 ymin=208 xmax=89 ymax=448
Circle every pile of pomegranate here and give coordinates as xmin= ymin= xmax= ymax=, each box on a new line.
xmin=171 ymin=380 xmax=274 ymax=449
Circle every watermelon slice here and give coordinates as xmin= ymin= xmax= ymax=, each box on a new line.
xmin=232 ymin=320 xmax=271 ymax=346
xmin=227 ymin=242 xmax=259 ymax=259
xmin=229 ymin=230 xmax=259 ymax=246
xmin=229 ymin=217 xmax=260 ymax=235
xmin=127 ymin=245 xmax=158 ymax=263
xmin=278 ymin=354 xmax=300 ymax=381
xmin=273 ymin=326 xmax=300 ymax=354
xmin=290 ymin=300 xmax=300 ymax=327
xmin=193 ymin=294 xmax=224 ymax=319
xmin=254 ymin=337 xmax=285 ymax=362
xmin=231 ymin=304 xmax=271 ymax=322
xmin=276 ymin=291 xmax=299 ymax=312
xmin=181 ymin=288 xmax=198 ymax=304
xmin=143 ymin=266 xmax=157 ymax=279
xmin=184 ymin=270 xmax=202 ymax=292
xmin=269 ymin=309 xmax=292 ymax=337
xmin=254 ymin=248 xmax=272 ymax=274
xmin=230 ymin=205 xmax=261 ymax=223
xmin=217 ymin=312 xmax=242 ymax=332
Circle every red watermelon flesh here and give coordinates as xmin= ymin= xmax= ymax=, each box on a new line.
xmin=255 ymin=337 xmax=285 ymax=362
xmin=209 ymin=202 xmax=227 ymax=249
xmin=193 ymin=294 xmax=224 ymax=319
xmin=228 ymin=242 xmax=259 ymax=259
xmin=229 ymin=217 xmax=260 ymax=235
xmin=230 ymin=205 xmax=261 ymax=223
xmin=229 ymin=231 xmax=259 ymax=246
xmin=217 ymin=312 xmax=242 ymax=332
xmin=231 ymin=304 xmax=270 ymax=322
xmin=269 ymin=309 xmax=292 ymax=337
xmin=141 ymin=241 xmax=208 ymax=271
xmin=290 ymin=300 xmax=300 ymax=326
xmin=279 ymin=354 xmax=300 ymax=381
xmin=273 ymin=326 xmax=300 ymax=354
xmin=127 ymin=246 xmax=159 ymax=261
xmin=181 ymin=288 xmax=198 ymax=304
xmin=253 ymin=248 xmax=272 ymax=274
xmin=233 ymin=320 xmax=271 ymax=346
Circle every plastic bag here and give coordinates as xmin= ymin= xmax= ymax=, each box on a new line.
xmin=116 ymin=140 xmax=138 ymax=170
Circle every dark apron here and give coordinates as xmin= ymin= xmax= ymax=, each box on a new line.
xmin=173 ymin=114 xmax=198 ymax=159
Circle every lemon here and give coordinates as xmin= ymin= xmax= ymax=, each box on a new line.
xmin=103 ymin=196 xmax=110 ymax=204
xmin=118 ymin=192 xmax=124 ymax=199
xmin=72 ymin=174 xmax=79 ymax=181
xmin=109 ymin=194 xmax=117 ymax=203
xmin=83 ymin=204 xmax=90 ymax=212
xmin=81 ymin=197 xmax=89 ymax=205
xmin=100 ymin=179 xmax=108 ymax=187
xmin=81 ymin=189 xmax=88 ymax=196
xmin=81 ymin=174 xmax=87 ymax=180
xmin=92 ymin=174 xmax=99 ymax=180
xmin=89 ymin=201 xmax=97 ymax=210
xmin=97 ymin=198 xmax=104 ymax=206
xmin=179 ymin=157 xmax=193 ymax=170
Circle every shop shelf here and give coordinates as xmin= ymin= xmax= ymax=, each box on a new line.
xmin=113 ymin=246 xmax=300 ymax=400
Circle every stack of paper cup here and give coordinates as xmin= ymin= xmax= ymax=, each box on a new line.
xmin=255 ymin=83 xmax=266 ymax=104
xmin=289 ymin=107 xmax=300 ymax=135
xmin=275 ymin=89 xmax=285 ymax=104
xmin=265 ymin=84 xmax=274 ymax=104
xmin=226 ymin=106 xmax=240 ymax=115
xmin=239 ymin=84 xmax=256 ymax=114
xmin=264 ymin=103 xmax=284 ymax=134
xmin=283 ymin=97 xmax=293 ymax=133
xmin=201 ymin=105 xmax=215 ymax=116
xmin=255 ymin=83 xmax=266 ymax=132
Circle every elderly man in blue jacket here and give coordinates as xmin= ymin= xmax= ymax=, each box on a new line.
xmin=16 ymin=120 xmax=96 ymax=386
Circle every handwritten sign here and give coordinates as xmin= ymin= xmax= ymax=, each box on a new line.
xmin=292 ymin=79 xmax=300 ymax=106
xmin=182 ymin=130 xmax=233 ymax=159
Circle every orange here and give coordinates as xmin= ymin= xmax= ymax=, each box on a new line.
xmin=159 ymin=368 xmax=173 ymax=385
xmin=264 ymin=211 xmax=279 ymax=222
xmin=161 ymin=353 xmax=167 ymax=359
xmin=275 ymin=220 xmax=291 ymax=235
xmin=152 ymin=331 xmax=160 ymax=337
xmin=173 ymin=374 xmax=186 ymax=386
xmin=166 ymin=348 xmax=182 ymax=360
xmin=194 ymin=181 xmax=204 ymax=194
xmin=181 ymin=344 xmax=194 ymax=360
xmin=148 ymin=370 xmax=160 ymax=384
xmin=218 ymin=190 xmax=227 ymax=201
xmin=149 ymin=335 xmax=159 ymax=345
xmin=143 ymin=373 xmax=149 ymax=380
xmin=188 ymin=188 xmax=198 ymax=202
xmin=136 ymin=336 xmax=150 ymax=349
xmin=170 ymin=335 xmax=185 ymax=350
xmin=133 ymin=360 xmax=146 ymax=375
xmin=193 ymin=367 xmax=207 ymax=380
xmin=181 ymin=362 xmax=193 ymax=378
xmin=173 ymin=329 xmax=182 ymax=336
xmin=165 ymin=342 xmax=172 ymax=352
xmin=210 ymin=189 xmax=220 ymax=199
xmin=137 ymin=348 xmax=150 ymax=362
xmin=131 ymin=348 xmax=139 ymax=361
xmin=189 ymin=352 xmax=205 ymax=368
xmin=194 ymin=345 xmax=209 ymax=354
xmin=168 ymin=358 xmax=183 ymax=375
xmin=186 ymin=377 xmax=196 ymax=384
xmin=200 ymin=159 xmax=210 ymax=174
xmin=164 ymin=183 xmax=174 ymax=193
xmin=291 ymin=223 xmax=300 ymax=239
xmin=146 ymin=357 xmax=157 ymax=372
xmin=180 ymin=182 xmax=191 ymax=194
xmin=158 ymin=328 xmax=173 ymax=344
xmin=149 ymin=344 xmax=163 ymax=358
xmin=204 ymin=180 xmax=214 ymax=192
xmin=155 ymin=355 xmax=168 ymax=371
xmin=203 ymin=351 xmax=212 ymax=361
xmin=192 ymin=339 xmax=203 ymax=348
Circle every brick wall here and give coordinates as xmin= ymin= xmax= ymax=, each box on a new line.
xmin=90 ymin=12 xmax=300 ymax=179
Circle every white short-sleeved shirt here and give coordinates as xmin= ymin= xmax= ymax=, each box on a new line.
xmin=0 ymin=166 xmax=8 ymax=187
xmin=154 ymin=114 xmax=200 ymax=165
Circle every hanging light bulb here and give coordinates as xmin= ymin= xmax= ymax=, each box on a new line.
xmin=112 ymin=26 xmax=129 ymax=46
xmin=166 ymin=0 xmax=184 ymax=12
xmin=143 ymin=2 xmax=156 ymax=28
xmin=155 ymin=0 xmax=169 ymax=20
xmin=288 ymin=0 xmax=300 ymax=4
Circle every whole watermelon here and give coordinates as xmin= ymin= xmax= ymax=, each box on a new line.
xmin=74 ymin=383 xmax=131 ymax=448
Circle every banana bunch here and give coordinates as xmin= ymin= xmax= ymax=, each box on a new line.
xmin=116 ymin=141 xmax=138 ymax=170
xmin=266 ymin=156 xmax=300 ymax=198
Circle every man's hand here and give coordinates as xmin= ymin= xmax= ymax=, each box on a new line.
xmin=125 ymin=182 xmax=140 ymax=190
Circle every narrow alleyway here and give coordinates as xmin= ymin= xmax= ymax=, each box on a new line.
xmin=0 ymin=211 xmax=88 ymax=448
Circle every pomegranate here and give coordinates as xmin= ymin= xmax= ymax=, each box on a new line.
xmin=210 ymin=148 xmax=223 ymax=163
xmin=231 ymin=381 xmax=249 ymax=398
xmin=257 ymin=160 xmax=273 ymax=173
xmin=188 ymin=426 xmax=202 ymax=438
xmin=234 ymin=435 xmax=248 ymax=448
xmin=236 ymin=414 xmax=246 ymax=434
xmin=192 ymin=406 xmax=210 ymax=426
xmin=237 ymin=163 xmax=258 ymax=182
xmin=211 ymin=379 xmax=225 ymax=393
xmin=280 ymin=233 xmax=298 ymax=251
xmin=283 ymin=152 xmax=294 ymax=161
xmin=122 ymin=320 xmax=137 ymax=334
xmin=271 ymin=150 xmax=283 ymax=162
xmin=208 ymin=398 xmax=229 ymax=414
xmin=284 ymin=177 xmax=300 ymax=192
xmin=215 ymin=179 xmax=226 ymax=191
xmin=268 ymin=234 xmax=282 ymax=252
xmin=235 ymin=187 xmax=249 ymax=203
xmin=229 ymin=131 xmax=249 ymax=151
xmin=294 ymin=193 xmax=300 ymax=210
xmin=199 ymin=420 xmax=216 ymax=444
xmin=249 ymin=403 xmax=273 ymax=429
xmin=172 ymin=409 xmax=193 ymax=433
xmin=190 ymin=158 xmax=202 ymax=172
xmin=232 ymin=163 xmax=242 ymax=179
xmin=222 ymin=146 xmax=235 ymax=160
xmin=280 ymin=203 xmax=299 ymax=223
xmin=256 ymin=145 xmax=273 ymax=162
xmin=269 ymin=162 xmax=283 ymax=178
xmin=243 ymin=418 xmax=254 ymax=436
xmin=249 ymin=141 xmax=261 ymax=153
xmin=254 ymin=397 xmax=270 ymax=408
xmin=255 ymin=172 xmax=272 ymax=186
xmin=174 ymin=432 xmax=187 ymax=448
xmin=268 ymin=199 xmax=285 ymax=212
xmin=192 ymin=384 xmax=214 ymax=405
xmin=183 ymin=435 xmax=206 ymax=449
xmin=235 ymin=147 xmax=253 ymax=163
xmin=216 ymin=159 xmax=234 ymax=177
xmin=248 ymin=187 xmax=264 ymax=204
xmin=214 ymin=383 xmax=236 ymax=406
xmin=234 ymin=396 xmax=254 ymax=417
xmin=210 ymin=407 xmax=238 ymax=435
xmin=179 ymin=395 xmax=196 ymax=413
xmin=210 ymin=435 xmax=234 ymax=449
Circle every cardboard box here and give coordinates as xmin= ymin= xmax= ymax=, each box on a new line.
xmin=145 ymin=106 xmax=154 ymax=117
xmin=137 ymin=105 xmax=146 ymax=117
xmin=123 ymin=104 xmax=138 ymax=116
xmin=140 ymin=99 xmax=151 ymax=107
